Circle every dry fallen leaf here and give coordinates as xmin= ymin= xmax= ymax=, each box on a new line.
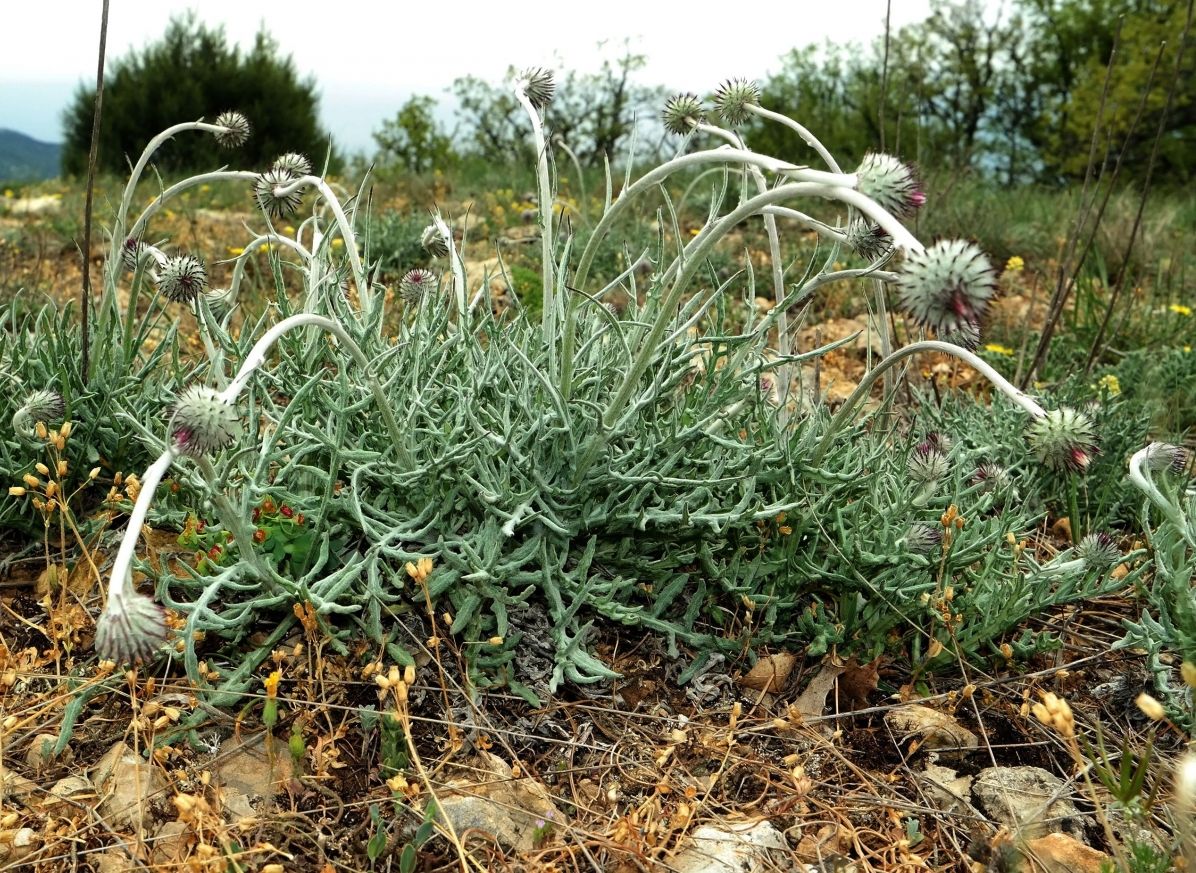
xmin=738 ymin=652 xmax=797 ymax=693
xmin=885 ymin=704 xmax=978 ymax=750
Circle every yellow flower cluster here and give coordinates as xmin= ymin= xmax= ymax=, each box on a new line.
xmin=1169 ymin=303 xmax=1192 ymax=317
xmin=1096 ymin=373 xmax=1121 ymax=396
xmin=1004 ymin=255 xmax=1025 ymax=273
xmin=983 ymin=343 xmax=1014 ymax=356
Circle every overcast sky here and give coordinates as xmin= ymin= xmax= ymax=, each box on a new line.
xmin=0 ymin=0 xmax=934 ymax=154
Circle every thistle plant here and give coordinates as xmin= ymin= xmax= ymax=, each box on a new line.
xmin=0 ymin=70 xmax=1127 ymax=708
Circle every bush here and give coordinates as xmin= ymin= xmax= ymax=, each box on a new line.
xmin=61 ymin=14 xmax=335 ymax=176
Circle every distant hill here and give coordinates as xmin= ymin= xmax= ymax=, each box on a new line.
xmin=0 ymin=130 xmax=61 ymax=182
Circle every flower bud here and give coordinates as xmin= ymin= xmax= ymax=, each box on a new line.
xmin=896 ymin=240 xmax=996 ymax=335
xmin=212 ymin=111 xmax=251 ymax=148
xmin=1026 ymin=407 xmax=1099 ymax=474
xmin=937 ymin=320 xmax=981 ymax=351
xmin=272 ymin=152 xmax=312 ymax=178
xmin=157 ymin=253 xmax=207 ymax=304
xmin=95 ymin=589 xmax=168 ymax=663
xmin=12 ymin=389 xmax=65 ymax=441
xmin=1143 ymin=442 xmax=1192 ymax=475
xmin=970 ymin=462 xmax=1011 ymax=494
xmin=662 ymin=93 xmax=705 ymax=136
xmin=712 ymin=78 xmax=761 ymax=126
xmin=1075 ymin=531 xmax=1119 ymax=571
xmin=905 ymin=522 xmax=943 ymax=554
xmin=254 ymin=168 xmax=304 ymax=221
xmin=121 ymin=236 xmax=157 ymax=272
xmin=170 ymin=385 xmax=239 ymax=457
xmin=518 ymin=67 xmax=556 ymax=110
xmin=420 ymin=223 xmax=449 ymax=258
xmin=908 ymin=445 xmax=949 ymax=485
xmin=844 ymin=219 xmax=893 ymax=263
xmin=855 ymin=152 xmax=925 ymax=217
xmin=400 ymin=268 xmax=437 ymax=306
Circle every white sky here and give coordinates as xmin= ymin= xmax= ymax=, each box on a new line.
xmin=0 ymin=0 xmax=935 ymax=153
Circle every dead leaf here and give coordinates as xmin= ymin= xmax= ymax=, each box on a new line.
xmin=793 ymin=662 xmax=846 ymax=718
xmin=885 ymin=704 xmax=978 ymax=750
xmin=738 ymin=652 xmax=796 ymax=693
xmin=838 ymin=657 xmax=881 ymax=709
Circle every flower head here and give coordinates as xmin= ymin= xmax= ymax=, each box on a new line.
xmin=844 ymin=219 xmax=893 ymax=263
xmin=712 ymin=78 xmax=761 ymax=126
xmin=121 ymin=237 xmax=156 ymax=273
xmin=254 ymin=168 xmax=304 ymax=221
xmin=157 ymin=253 xmax=207 ymax=303
xmin=855 ymin=153 xmax=925 ymax=217
xmin=1143 ymin=442 xmax=1192 ymax=475
xmin=971 ymin=462 xmax=1011 ymax=494
xmin=170 ymin=385 xmax=239 ymax=457
xmin=1075 ymin=531 xmax=1119 ymax=571
xmin=518 ymin=67 xmax=556 ymax=110
xmin=938 ymin=320 xmax=982 ymax=351
xmin=212 ymin=111 xmax=251 ymax=148
xmin=272 ymin=152 xmax=312 ymax=178
xmin=95 ymin=588 xmax=168 ymax=663
xmin=905 ymin=522 xmax=943 ymax=554
xmin=908 ymin=445 xmax=949 ymax=485
xmin=400 ymin=268 xmax=437 ymax=306
xmin=1026 ymin=407 xmax=1099 ymax=473
xmin=896 ymin=240 xmax=996 ymax=335
xmin=1004 ymin=255 xmax=1025 ymax=273
xmin=662 ymin=93 xmax=705 ymax=136
xmin=421 ymin=223 xmax=450 ymax=258
xmin=13 ymin=389 xmax=64 ymax=440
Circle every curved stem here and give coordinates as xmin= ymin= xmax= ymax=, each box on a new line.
xmin=745 ymin=104 xmax=843 ymax=173
xmin=1129 ymin=447 xmax=1194 ymax=547
xmin=515 ymin=84 xmax=555 ymax=340
xmin=814 ymin=340 xmax=1048 ymax=463
xmin=574 ymin=148 xmax=857 ymax=290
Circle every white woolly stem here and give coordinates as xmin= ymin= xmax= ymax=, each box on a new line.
xmin=514 ymin=82 xmax=556 ymax=340
xmin=745 ymin=104 xmax=843 ymax=173
xmin=1129 ymin=447 xmax=1195 ymax=547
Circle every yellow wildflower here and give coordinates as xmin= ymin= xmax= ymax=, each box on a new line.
xmin=331 ymin=238 xmax=344 ymax=249
xmin=1096 ymin=374 xmax=1121 ymax=396
xmin=199 ymin=184 xmax=211 ymax=193
xmin=983 ymin=343 xmax=1014 ymax=356
xmin=3 ymin=189 xmax=12 ymax=198
xmin=227 ymin=246 xmax=245 ymax=256
xmin=1169 ymin=303 xmax=1192 ymax=317
xmin=283 ymin=225 xmax=296 ymax=235
xmin=1004 ymin=255 xmax=1024 ymax=272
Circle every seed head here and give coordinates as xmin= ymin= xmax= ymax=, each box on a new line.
xmin=844 ymin=219 xmax=893 ymax=262
xmin=1027 ymin=407 xmax=1099 ymax=473
xmin=1136 ymin=692 xmax=1166 ymax=722
xmin=170 ymin=385 xmax=239 ymax=457
xmin=518 ymin=67 xmax=556 ymax=110
xmin=1143 ymin=442 xmax=1192 ymax=475
xmin=1075 ymin=531 xmax=1120 ymax=571
xmin=712 ymin=78 xmax=761 ymax=126
xmin=212 ymin=111 xmax=251 ymax=148
xmin=908 ymin=445 xmax=949 ymax=485
xmin=254 ymin=168 xmax=304 ymax=221
xmin=272 ymin=152 xmax=313 ymax=178
xmin=938 ymin=320 xmax=982 ymax=351
xmin=157 ymin=253 xmax=207 ymax=303
xmin=855 ymin=152 xmax=925 ymax=217
xmin=905 ymin=522 xmax=943 ymax=554
xmin=920 ymin=431 xmax=953 ymax=455
xmin=95 ymin=588 xmax=168 ymax=663
xmin=400 ymin=268 xmax=437 ymax=306
xmin=421 ymin=223 xmax=449 ymax=258
xmin=896 ymin=240 xmax=996 ymax=335
xmin=13 ymin=389 xmax=65 ymax=440
xmin=662 ymin=93 xmax=705 ymax=136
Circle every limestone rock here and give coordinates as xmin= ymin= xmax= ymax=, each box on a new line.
xmin=971 ymin=766 xmax=1086 ymax=841
xmin=92 ymin=741 xmax=167 ymax=830
xmin=44 ymin=774 xmax=93 ymax=808
xmin=885 ymin=704 xmax=978 ymax=751
xmin=26 ymin=732 xmax=72 ymax=773
xmin=151 ymin=820 xmax=191 ymax=866
xmin=919 ymin=763 xmax=975 ymax=815
xmin=1023 ymin=832 xmax=1109 ymax=873
xmin=432 ymin=751 xmax=563 ymax=852
xmin=670 ymin=820 xmax=794 ymax=873
xmin=211 ymin=733 xmax=292 ymax=800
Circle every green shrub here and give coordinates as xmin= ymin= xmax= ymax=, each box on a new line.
xmin=61 ymin=14 xmax=335 ymax=176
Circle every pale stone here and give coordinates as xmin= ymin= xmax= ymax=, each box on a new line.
xmin=1023 ymin=832 xmax=1108 ymax=873
xmin=670 ymin=820 xmax=794 ymax=873
xmin=972 ymin=766 xmax=1087 ymax=841
xmin=92 ymin=741 xmax=167 ymax=830
xmin=211 ymin=733 xmax=292 ymax=800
